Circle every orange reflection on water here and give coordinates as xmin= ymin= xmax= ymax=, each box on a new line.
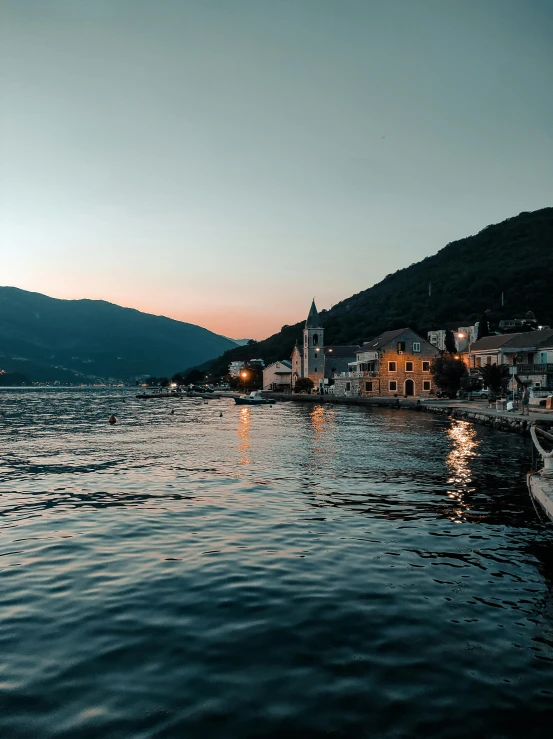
xmin=446 ymin=420 xmax=479 ymax=522
xmin=237 ymin=406 xmax=251 ymax=466
xmin=309 ymin=404 xmax=336 ymax=458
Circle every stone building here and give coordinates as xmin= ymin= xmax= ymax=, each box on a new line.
xmin=334 ymin=328 xmax=439 ymax=397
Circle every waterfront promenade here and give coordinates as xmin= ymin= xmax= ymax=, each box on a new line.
xmin=263 ymin=392 xmax=553 ymax=432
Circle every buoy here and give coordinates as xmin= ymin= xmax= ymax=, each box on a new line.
xmin=109 ymin=415 xmax=116 ymax=425
xmin=219 ymin=412 xmax=223 ymax=417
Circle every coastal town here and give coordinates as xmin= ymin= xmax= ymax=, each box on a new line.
xmin=225 ymin=300 xmax=553 ymax=411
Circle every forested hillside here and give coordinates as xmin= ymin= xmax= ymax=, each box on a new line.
xmin=0 ymin=288 xmax=236 ymax=382
xmin=204 ymin=207 xmax=553 ymax=377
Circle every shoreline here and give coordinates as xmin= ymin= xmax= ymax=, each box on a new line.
xmin=264 ymin=392 xmax=553 ymax=435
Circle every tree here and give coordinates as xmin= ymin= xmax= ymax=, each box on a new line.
xmin=444 ymin=329 xmax=457 ymax=354
xmin=477 ymin=314 xmax=490 ymax=340
xmin=294 ymin=377 xmax=315 ymax=394
xmin=183 ymin=368 xmax=204 ymax=385
xmin=171 ymin=373 xmax=185 ymax=385
xmin=240 ymin=362 xmax=263 ymax=389
xmin=477 ymin=364 xmax=510 ymax=398
xmin=430 ymin=356 xmax=468 ymax=398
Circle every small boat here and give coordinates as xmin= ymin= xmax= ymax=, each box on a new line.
xmin=527 ymin=423 xmax=553 ymax=522
xmin=234 ymin=391 xmax=273 ymax=406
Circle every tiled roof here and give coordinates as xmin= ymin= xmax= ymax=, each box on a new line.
xmin=502 ymin=328 xmax=553 ymax=350
xmin=265 ymin=359 xmax=292 ymax=371
xmin=470 ymin=334 xmax=519 ymax=352
xmin=358 ymin=328 xmax=408 ymax=351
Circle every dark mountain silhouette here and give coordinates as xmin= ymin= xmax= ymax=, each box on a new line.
xmin=203 ymin=207 xmax=553 ymax=377
xmin=0 ymin=288 xmax=236 ymax=383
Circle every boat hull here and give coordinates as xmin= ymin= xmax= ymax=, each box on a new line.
xmin=527 ymin=471 xmax=553 ymax=523
xmin=234 ymin=398 xmax=271 ymax=405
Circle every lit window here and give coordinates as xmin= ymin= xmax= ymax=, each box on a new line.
xmin=413 ymin=342 xmax=421 ymax=352
xmin=388 ymin=361 xmax=397 ymax=372
xmin=423 ymin=381 xmax=431 ymax=391
xmin=422 ymin=361 xmax=430 ymax=372
xmin=389 ymin=381 xmax=397 ymax=391
xmin=405 ymin=361 xmax=414 ymax=372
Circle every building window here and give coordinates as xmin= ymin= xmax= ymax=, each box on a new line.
xmin=389 ymin=380 xmax=397 ymax=391
xmin=423 ymin=381 xmax=431 ymax=391
xmin=304 ymin=335 xmax=307 ymax=346
xmin=313 ymin=333 xmax=319 ymax=345
xmin=365 ymin=381 xmax=373 ymax=392
xmin=476 ymin=357 xmax=481 ymax=367
xmin=388 ymin=361 xmax=397 ymax=372
xmin=413 ymin=342 xmax=421 ymax=352
xmin=422 ymin=361 xmax=430 ymax=372
xmin=486 ymin=356 xmax=492 ymax=365
xmin=314 ymin=367 xmax=317 ymax=372
xmin=397 ymin=341 xmax=406 ymax=353
xmin=405 ymin=361 xmax=414 ymax=372
xmin=345 ymin=382 xmax=351 ymax=391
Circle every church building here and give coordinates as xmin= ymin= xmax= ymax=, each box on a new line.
xmin=291 ymin=300 xmax=359 ymax=391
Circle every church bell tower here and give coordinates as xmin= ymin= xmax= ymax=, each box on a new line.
xmin=303 ymin=299 xmax=324 ymax=386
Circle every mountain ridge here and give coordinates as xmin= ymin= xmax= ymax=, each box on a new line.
xmin=0 ymin=287 xmax=236 ymax=382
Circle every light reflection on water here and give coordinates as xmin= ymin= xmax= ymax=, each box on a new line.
xmin=0 ymin=388 xmax=552 ymax=738
xmin=446 ymin=420 xmax=478 ymax=523
xmin=237 ymin=406 xmax=252 ymax=466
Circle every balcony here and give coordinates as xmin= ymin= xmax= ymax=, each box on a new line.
xmin=335 ymin=371 xmax=374 ymax=378
xmin=517 ymin=364 xmax=553 ymax=375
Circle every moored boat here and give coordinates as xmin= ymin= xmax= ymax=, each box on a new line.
xmin=234 ymin=391 xmax=273 ymax=406
xmin=527 ymin=423 xmax=553 ymax=522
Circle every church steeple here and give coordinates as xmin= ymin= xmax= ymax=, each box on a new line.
xmin=305 ymin=299 xmax=321 ymax=328
xmin=302 ymin=298 xmax=324 ymax=388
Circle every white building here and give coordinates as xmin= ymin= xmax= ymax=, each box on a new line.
xmin=228 ymin=361 xmax=245 ymax=377
xmin=263 ymin=360 xmax=292 ymax=391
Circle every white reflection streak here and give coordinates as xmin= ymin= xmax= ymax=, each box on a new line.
xmin=446 ymin=420 xmax=478 ymax=522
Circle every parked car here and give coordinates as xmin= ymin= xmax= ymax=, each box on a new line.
xmin=458 ymin=388 xmax=488 ymax=399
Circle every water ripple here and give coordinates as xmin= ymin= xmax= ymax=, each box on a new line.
xmin=0 ymin=388 xmax=552 ymax=738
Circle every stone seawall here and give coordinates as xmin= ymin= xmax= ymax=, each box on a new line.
xmin=265 ymin=393 xmax=553 ymax=436
xmin=420 ymin=405 xmax=535 ymax=435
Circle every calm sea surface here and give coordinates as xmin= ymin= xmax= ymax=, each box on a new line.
xmin=1 ymin=388 xmax=553 ymax=738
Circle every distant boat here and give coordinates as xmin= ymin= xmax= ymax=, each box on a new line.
xmin=527 ymin=423 xmax=553 ymax=522
xmin=234 ymin=391 xmax=273 ymax=406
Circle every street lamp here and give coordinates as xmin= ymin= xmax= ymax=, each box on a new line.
xmin=457 ymin=332 xmax=472 ymax=368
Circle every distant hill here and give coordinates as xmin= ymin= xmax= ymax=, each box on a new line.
xmin=204 ymin=207 xmax=553 ymax=376
xmin=0 ymin=288 xmax=236 ymax=383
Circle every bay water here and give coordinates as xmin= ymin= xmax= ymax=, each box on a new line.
xmin=1 ymin=389 xmax=552 ymax=737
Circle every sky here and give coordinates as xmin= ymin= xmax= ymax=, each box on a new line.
xmin=1 ymin=0 xmax=552 ymax=340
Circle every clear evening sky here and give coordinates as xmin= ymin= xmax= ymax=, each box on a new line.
xmin=1 ymin=0 xmax=552 ymax=339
